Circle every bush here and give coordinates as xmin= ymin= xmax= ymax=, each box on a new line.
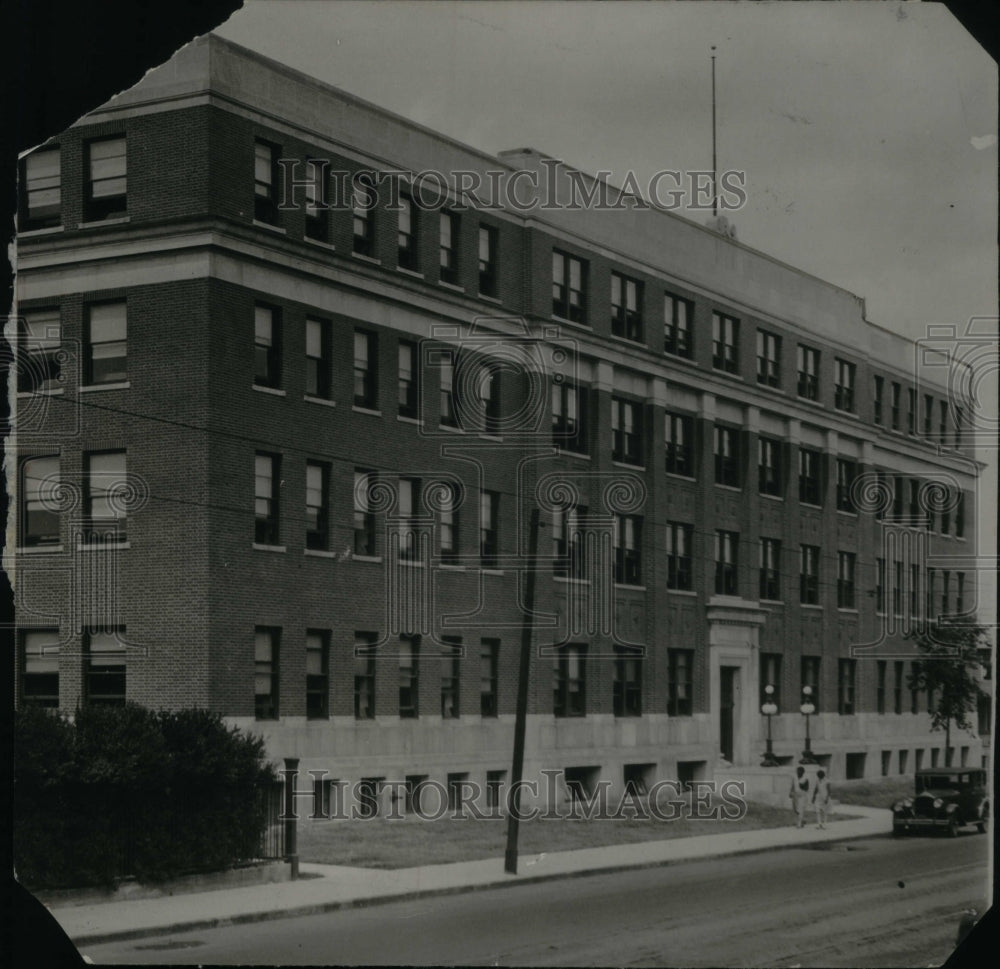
xmin=14 ymin=703 xmax=277 ymax=890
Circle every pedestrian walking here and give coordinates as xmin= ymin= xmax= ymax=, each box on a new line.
xmin=812 ymin=769 xmax=831 ymax=829
xmin=789 ymin=766 xmax=811 ymax=828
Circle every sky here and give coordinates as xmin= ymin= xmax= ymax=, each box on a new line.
xmin=214 ymin=1 xmax=998 ymax=627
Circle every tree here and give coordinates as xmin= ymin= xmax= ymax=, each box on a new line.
xmin=906 ymin=621 xmax=989 ymax=764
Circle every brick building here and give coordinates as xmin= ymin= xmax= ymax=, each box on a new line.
xmin=12 ymin=35 xmax=985 ymax=811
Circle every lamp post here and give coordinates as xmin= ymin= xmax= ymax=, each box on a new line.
xmin=799 ymin=686 xmax=818 ymax=765
xmin=760 ymin=684 xmax=779 ymax=767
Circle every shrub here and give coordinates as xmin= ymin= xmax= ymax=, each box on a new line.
xmin=14 ymin=703 xmax=277 ymax=890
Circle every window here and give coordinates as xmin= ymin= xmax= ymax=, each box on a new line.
xmin=398 ymin=340 xmax=420 ymax=419
xmin=85 ymin=451 xmax=127 ymax=542
xmin=614 ymin=515 xmax=642 ymax=585
xmin=399 ymin=635 xmax=419 ymax=718
xmin=956 ymin=573 xmax=966 ymax=614
xmin=86 ymin=629 xmax=126 ymax=706
xmin=801 ymin=656 xmax=820 ymax=711
xmin=352 ymin=176 xmax=375 ymax=256
xmin=254 ymin=305 xmax=281 ymax=389
xmin=876 ymin=558 xmax=885 ymax=613
xmin=398 ymin=477 xmax=421 ymax=561
xmin=760 ymin=653 xmax=782 ymax=710
xmin=712 ymin=312 xmax=739 ymax=373
xmin=715 ymin=530 xmax=738 ymax=595
xmin=254 ymin=627 xmax=279 ymax=719
xmin=893 ymin=560 xmax=904 ymax=615
xmin=477 ymin=359 xmax=501 ymax=434
xmin=664 ymin=411 xmax=694 ymax=477
xmin=305 ymin=317 xmax=331 ymax=399
xmin=20 ymin=630 xmax=59 ymax=707
xmin=800 ymin=544 xmax=820 ymax=605
xmin=353 ymin=469 xmax=376 ymax=556
xmin=19 ymin=309 xmax=62 ymax=393
xmin=834 ymin=359 xmax=856 ymax=412
xmin=798 ymin=447 xmax=821 ymax=505
xmin=758 ymin=437 xmax=782 ymax=496
xmin=667 ymin=649 xmax=693 ymax=717
xmin=873 ymin=376 xmax=884 ymax=424
xmin=940 ymin=492 xmax=951 ymax=535
xmin=664 ymin=292 xmax=693 ymax=358
xmin=397 ymin=197 xmax=418 ymax=271
xmin=909 ymin=563 xmax=919 ymax=618
xmin=923 ymin=394 xmax=934 ymax=437
xmin=305 ymin=630 xmax=329 ymax=719
xmin=714 ymin=425 xmax=740 ymax=487
xmin=836 ymin=459 xmax=857 ymax=512
xmin=926 ymin=568 xmax=936 ymax=619
xmin=954 ymin=407 xmax=964 ymax=447
xmin=760 ymin=538 xmax=781 ymax=601
xmin=612 ymin=398 xmax=643 ymax=466
xmin=906 ymin=388 xmax=916 ymax=434
xmin=554 ymin=504 xmax=587 ymax=580
xmin=552 ymin=379 xmax=588 ymax=454
xmin=354 ymin=330 xmax=377 ymax=409
xmin=354 ymin=632 xmax=377 ymax=719
xmin=20 ymin=148 xmax=61 ymax=229
xmin=478 ymin=225 xmax=498 ymax=297
xmin=305 ymin=461 xmax=330 ymax=551
xmin=611 ymin=272 xmax=643 ymax=341
xmin=955 ymin=492 xmax=966 ymax=538
xmin=440 ymin=354 xmax=458 ymax=428
xmin=440 ymin=211 xmax=459 ymax=284
xmin=613 ymin=646 xmax=642 ymax=717
xmin=86 ymin=136 xmax=126 ymax=220
xmin=910 ymin=661 xmax=921 ymax=714
xmin=908 ymin=479 xmax=920 ymax=521
xmin=939 ymin=399 xmax=949 ymax=445
xmin=86 ymin=302 xmax=127 ymax=385
xmin=480 ymin=639 xmax=499 ymax=717
xmin=304 ymin=159 xmax=329 ymax=241
xmin=893 ymin=661 xmax=904 ymax=714
xmin=480 ymin=489 xmax=499 ymax=569
xmin=552 ymin=250 xmax=586 ymax=323
xmin=254 ymin=452 xmax=280 ymax=545
xmin=253 ymin=140 xmax=278 ymax=224
xmin=20 ymin=456 xmax=60 ymax=547
xmin=797 ymin=345 xmax=819 ymax=400
xmin=891 ymin=382 xmax=901 ymax=430
xmin=439 ymin=481 xmax=459 ymax=565
xmin=553 ymin=644 xmax=586 ymax=717
xmin=891 ymin=475 xmax=904 ymax=522
xmin=440 ymin=638 xmax=461 ymax=719
xmin=666 ymin=522 xmax=693 ymax=591
xmin=837 ymin=552 xmax=856 ymax=609
xmin=486 ymin=770 xmax=505 ymax=811
xmin=838 ymin=659 xmax=856 ymax=715
xmin=757 ymin=330 xmax=781 ymax=387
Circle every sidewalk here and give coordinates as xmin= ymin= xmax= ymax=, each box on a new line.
xmin=51 ymin=806 xmax=891 ymax=946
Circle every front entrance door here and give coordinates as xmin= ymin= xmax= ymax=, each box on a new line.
xmin=720 ymin=666 xmax=738 ymax=763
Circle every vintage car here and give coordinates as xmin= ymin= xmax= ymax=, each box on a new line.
xmin=892 ymin=768 xmax=989 ymax=836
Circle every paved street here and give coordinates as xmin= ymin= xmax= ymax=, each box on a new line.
xmin=81 ymin=833 xmax=988 ymax=967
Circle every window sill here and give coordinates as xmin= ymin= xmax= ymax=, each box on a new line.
xmin=438 ymin=280 xmax=465 ymax=293
xmin=252 ymin=219 xmax=286 ymax=234
xmin=711 ymin=367 xmax=743 ymax=382
xmin=482 ymin=568 xmax=505 ymax=576
xmin=18 ymin=225 xmax=65 ymax=238
xmin=252 ymin=543 xmax=287 ymax=553
xmin=304 ymin=237 xmax=336 ymax=251
xmin=352 ymin=252 xmax=381 ymax=266
xmin=612 ymin=460 xmax=645 ymax=471
xmin=554 ymin=575 xmax=590 ymax=585
xmin=16 ymin=545 xmax=64 ymax=554
xmin=610 ymin=333 xmax=647 ymax=349
xmin=397 ymin=414 xmax=423 ymax=426
xmin=253 ymin=385 xmax=287 ymax=397
xmin=80 ymin=381 xmax=130 ymax=393
xmin=397 ymin=559 xmax=425 ymax=568
xmin=800 ymin=603 xmax=824 ymax=610
xmin=665 ymin=470 xmax=695 ymax=481
xmin=438 ymin=422 xmax=466 ymax=434
xmin=18 ymin=387 xmax=65 ymax=397
xmin=837 ymin=607 xmax=860 ymax=614
xmin=666 ymin=587 xmax=697 ymax=597
xmin=760 ymin=598 xmax=785 ymax=605
xmin=353 ymin=554 xmax=382 ymax=563
xmin=715 ymin=483 xmax=742 ymax=492
xmin=396 ymin=266 xmax=424 ymax=280
xmin=305 ymin=549 xmax=337 ymax=559
xmin=551 ymin=313 xmax=590 ymax=330
xmin=836 ymin=509 xmax=858 ymax=517
xmin=760 ymin=492 xmax=784 ymax=502
xmin=79 ymin=216 xmax=130 ymax=229
xmin=614 ymin=583 xmax=646 ymax=591
xmin=438 ymin=563 xmax=466 ymax=571
xmin=304 ymin=395 xmax=336 ymax=407
xmin=799 ymin=502 xmax=823 ymax=510
xmin=755 ymin=379 xmax=783 ymax=393
xmin=555 ymin=448 xmax=591 ymax=460
xmin=478 ymin=433 xmax=503 ymax=442
xmin=352 ymin=406 xmax=382 ymax=417
xmin=478 ymin=293 xmax=502 ymax=304
xmin=77 ymin=541 xmax=131 ymax=551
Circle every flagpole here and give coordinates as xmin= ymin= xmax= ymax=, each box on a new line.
xmin=711 ymin=45 xmax=718 ymax=218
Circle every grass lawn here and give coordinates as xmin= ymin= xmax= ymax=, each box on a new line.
xmin=298 ymin=794 xmax=818 ymax=869
xmin=832 ymin=775 xmax=915 ymax=808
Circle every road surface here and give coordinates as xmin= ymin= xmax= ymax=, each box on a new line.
xmin=80 ymin=833 xmax=989 ymax=967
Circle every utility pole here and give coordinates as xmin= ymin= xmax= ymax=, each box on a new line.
xmin=711 ymin=45 xmax=718 ymax=218
xmin=505 ymin=506 xmax=540 ymax=875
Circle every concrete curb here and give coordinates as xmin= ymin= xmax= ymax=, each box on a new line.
xmin=68 ymin=820 xmax=889 ymax=947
